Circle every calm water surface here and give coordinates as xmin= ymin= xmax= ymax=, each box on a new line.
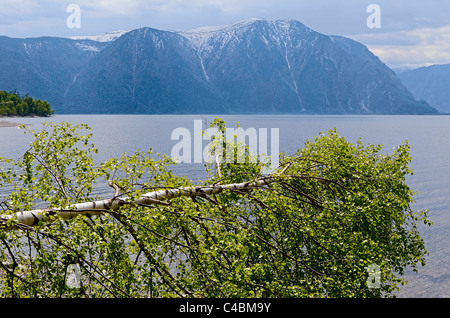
xmin=1 ymin=114 xmax=450 ymax=298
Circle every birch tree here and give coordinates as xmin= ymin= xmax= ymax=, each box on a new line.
xmin=0 ymin=120 xmax=431 ymax=298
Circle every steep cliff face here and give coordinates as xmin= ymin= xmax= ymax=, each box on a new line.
xmin=0 ymin=19 xmax=438 ymax=114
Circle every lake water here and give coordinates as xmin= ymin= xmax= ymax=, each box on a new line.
xmin=1 ymin=114 xmax=450 ymax=298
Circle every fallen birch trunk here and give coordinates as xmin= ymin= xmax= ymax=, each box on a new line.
xmin=0 ymin=176 xmax=276 ymax=231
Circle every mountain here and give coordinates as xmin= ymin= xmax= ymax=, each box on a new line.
xmin=181 ymin=18 xmax=436 ymax=114
xmin=62 ymin=28 xmax=226 ymax=114
xmin=0 ymin=35 xmax=106 ymax=107
xmin=0 ymin=18 xmax=438 ymax=115
xmin=397 ymin=64 xmax=450 ymax=113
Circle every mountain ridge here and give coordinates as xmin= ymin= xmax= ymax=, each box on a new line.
xmin=0 ymin=18 xmax=438 ymax=115
xmin=397 ymin=64 xmax=450 ymax=113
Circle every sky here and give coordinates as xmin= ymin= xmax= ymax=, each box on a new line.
xmin=1 ymin=0 xmax=450 ymax=69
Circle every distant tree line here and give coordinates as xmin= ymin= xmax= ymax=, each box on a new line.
xmin=0 ymin=90 xmax=54 ymax=117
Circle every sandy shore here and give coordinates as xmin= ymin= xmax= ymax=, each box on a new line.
xmin=0 ymin=120 xmax=24 ymax=127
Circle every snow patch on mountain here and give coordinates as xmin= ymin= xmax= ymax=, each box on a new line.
xmin=181 ymin=18 xmax=311 ymax=54
xmin=181 ymin=18 xmax=268 ymax=51
xmin=70 ymin=30 xmax=130 ymax=43
xmin=74 ymin=42 xmax=100 ymax=52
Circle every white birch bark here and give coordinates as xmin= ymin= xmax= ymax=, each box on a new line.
xmin=0 ymin=176 xmax=275 ymax=231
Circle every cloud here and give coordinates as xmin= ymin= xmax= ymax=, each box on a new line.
xmin=351 ymin=25 xmax=450 ymax=68
xmin=66 ymin=0 xmax=262 ymax=17
xmin=0 ymin=0 xmax=39 ymax=15
xmin=149 ymin=0 xmax=269 ymax=13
